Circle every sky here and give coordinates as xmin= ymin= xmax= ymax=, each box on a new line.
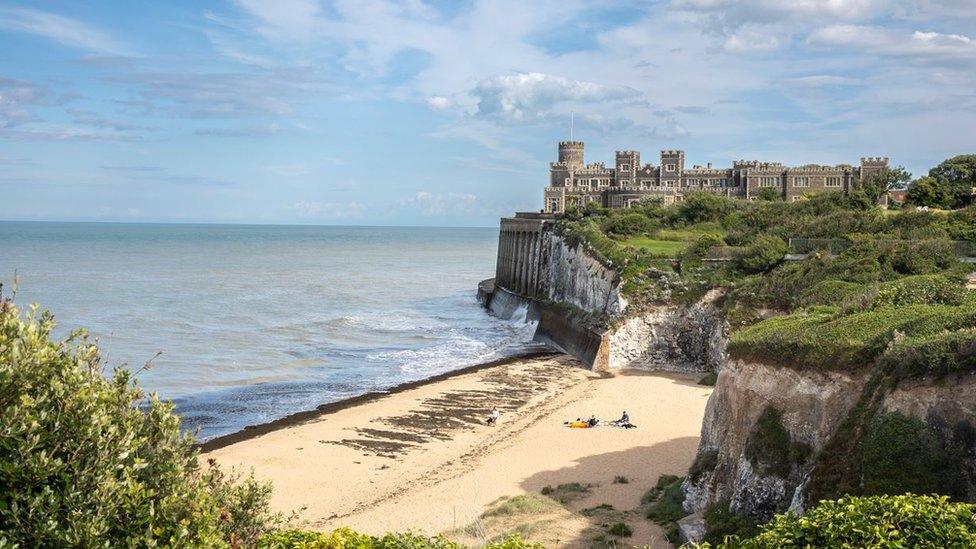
xmin=1 ymin=1 xmax=975 ymax=226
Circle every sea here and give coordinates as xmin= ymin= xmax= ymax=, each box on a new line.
xmin=0 ymin=222 xmax=540 ymax=440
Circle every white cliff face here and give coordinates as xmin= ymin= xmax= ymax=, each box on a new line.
xmin=531 ymin=236 xmax=731 ymax=372
xmin=882 ymin=373 xmax=976 ymax=424
xmin=606 ymin=289 xmax=728 ymax=372
xmin=545 ymin=237 xmax=626 ymax=316
xmin=683 ymin=360 xmax=868 ymax=520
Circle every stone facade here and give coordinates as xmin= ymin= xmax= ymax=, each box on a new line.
xmin=543 ymin=141 xmax=889 ymax=213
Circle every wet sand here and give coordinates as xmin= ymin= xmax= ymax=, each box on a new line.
xmin=203 ymin=354 xmax=712 ymax=548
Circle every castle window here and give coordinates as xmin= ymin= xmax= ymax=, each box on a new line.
xmin=665 ymin=164 xmax=676 ymax=172
xmin=759 ymin=177 xmax=779 ymax=187
xmin=825 ymin=176 xmax=841 ymax=187
xmin=620 ymin=164 xmax=630 ymax=171
xmin=794 ymin=176 xmax=809 ymax=187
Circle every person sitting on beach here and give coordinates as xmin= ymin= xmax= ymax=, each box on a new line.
xmin=587 ymin=415 xmax=599 ymax=427
xmin=486 ymin=407 xmax=500 ymax=426
xmin=610 ymin=411 xmax=635 ymax=428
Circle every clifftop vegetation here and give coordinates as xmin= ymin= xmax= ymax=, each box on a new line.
xmin=556 ymin=189 xmax=975 ymax=374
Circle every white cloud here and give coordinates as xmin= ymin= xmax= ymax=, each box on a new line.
xmin=426 ymin=96 xmax=451 ymax=110
xmin=809 ymin=25 xmax=976 ymax=60
xmin=723 ymin=27 xmax=780 ymax=52
xmin=232 ymin=0 xmax=325 ymax=41
xmin=0 ymin=7 xmax=131 ymax=56
xmin=471 ymin=73 xmax=643 ymax=122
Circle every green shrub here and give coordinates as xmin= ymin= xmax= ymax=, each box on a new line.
xmin=881 ymin=328 xmax=976 ymax=378
xmin=260 ymin=528 xmax=544 ymax=549
xmin=607 ymin=522 xmax=632 ymax=537
xmin=798 ymin=279 xmax=864 ymax=307
xmin=742 ymin=407 xmax=809 ymax=478
xmin=859 ymin=412 xmax=967 ymax=498
xmin=678 ymin=192 xmax=738 ymax=224
xmin=698 ymin=494 xmax=976 ymax=548
xmin=701 ymin=501 xmax=758 ymax=545
xmin=756 ymin=188 xmax=780 ymax=202
xmin=728 ymin=300 xmax=976 ymax=370
xmin=892 ymin=239 xmax=958 ymax=275
xmin=736 ymin=235 xmax=787 ymax=274
xmin=688 ymin=450 xmax=719 ymax=482
xmin=843 ymin=274 xmax=965 ymax=312
xmin=645 ymin=475 xmax=687 ymax=524
xmin=604 ymin=212 xmax=660 ymax=236
xmin=0 ymin=300 xmax=280 ymax=548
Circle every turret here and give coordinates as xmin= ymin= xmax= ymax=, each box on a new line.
xmin=558 ymin=141 xmax=585 ymax=169
xmin=859 ymin=156 xmax=889 ymax=183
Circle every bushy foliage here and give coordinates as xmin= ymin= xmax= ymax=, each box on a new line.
xmin=728 ymin=299 xmax=976 ymax=371
xmin=859 ymin=412 xmax=967 ymax=498
xmin=643 ymin=474 xmax=688 ymax=544
xmin=798 ymin=279 xmax=864 ymax=307
xmin=842 ymin=274 xmax=965 ymax=312
xmin=701 ymin=501 xmax=758 ymax=545
xmin=736 ymin=236 xmax=786 ymax=274
xmin=258 ymin=528 xmax=543 ymax=549
xmin=743 ymin=407 xmax=810 ymax=479
xmin=905 ymin=176 xmax=955 ymax=209
xmin=0 ymin=300 xmax=280 ymax=547
xmin=927 ymin=154 xmax=976 ymax=209
xmin=880 ymin=328 xmax=976 ymax=378
xmin=602 ymin=212 xmax=660 ymax=236
xmin=697 ymin=494 xmax=976 ymax=548
xmin=677 ymin=192 xmax=738 ymax=224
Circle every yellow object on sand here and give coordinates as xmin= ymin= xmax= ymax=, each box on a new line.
xmin=568 ymin=421 xmax=590 ymax=429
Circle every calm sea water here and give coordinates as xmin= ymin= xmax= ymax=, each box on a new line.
xmin=0 ymin=222 xmax=538 ymax=440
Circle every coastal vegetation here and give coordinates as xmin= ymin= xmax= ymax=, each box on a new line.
xmin=695 ymin=494 xmax=976 ymax=548
xmin=0 ymin=298 xmax=282 ymax=547
xmin=0 ymin=293 xmax=559 ymax=548
xmin=557 ymin=182 xmax=976 ymax=544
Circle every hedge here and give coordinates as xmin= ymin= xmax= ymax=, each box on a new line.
xmin=696 ymin=494 xmax=976 ymax=548
xmin=728 ymin=300 xmax=976 ymax=370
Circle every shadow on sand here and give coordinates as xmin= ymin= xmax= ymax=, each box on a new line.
xmin=516 ymin=436 xmax=700 ymax=549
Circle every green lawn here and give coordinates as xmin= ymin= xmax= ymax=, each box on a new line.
xmin=617 ymin=236 xmax=688 ymax=256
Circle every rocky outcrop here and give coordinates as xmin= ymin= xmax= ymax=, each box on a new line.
xmin=683 ymin=359 xmax=976 ymax=545
xmin=546 ymin=238 xmax=627 ymax=316
xmin=606 ymin=290 xmax=728 ymax=372
xmin=683 ymin=361 xmax=868 ymax=522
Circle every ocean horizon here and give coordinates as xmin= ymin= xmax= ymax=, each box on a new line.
xmin=0 ymin=221 xmax=540 ymax=440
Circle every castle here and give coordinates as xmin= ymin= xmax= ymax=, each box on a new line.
xmin=543 ymin=141 xmax=889 ymax=213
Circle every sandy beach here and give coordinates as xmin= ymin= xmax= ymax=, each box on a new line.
xmin=203 ymin=354 xmax=712 ymax=548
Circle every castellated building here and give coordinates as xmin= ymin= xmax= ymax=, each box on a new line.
xmin=543 ymin=141 xmax=890 ymax=213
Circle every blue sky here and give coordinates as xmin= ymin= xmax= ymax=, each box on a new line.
xmin=1 ymin=0 xmax=974 ymax=226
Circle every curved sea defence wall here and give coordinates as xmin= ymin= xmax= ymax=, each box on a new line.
xmin=484 ymin=215 xmax=723 ymax=372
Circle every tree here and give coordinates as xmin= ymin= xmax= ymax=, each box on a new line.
xmin=928 ymin=154 xmax=976 ymax=208
xmin=756 ymin=188 xmax=780 ymax=202
xmin=905 ymin=176 xmax=955 ymax=209
xmin=862 ymin=166 xmax=912 ymax=203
